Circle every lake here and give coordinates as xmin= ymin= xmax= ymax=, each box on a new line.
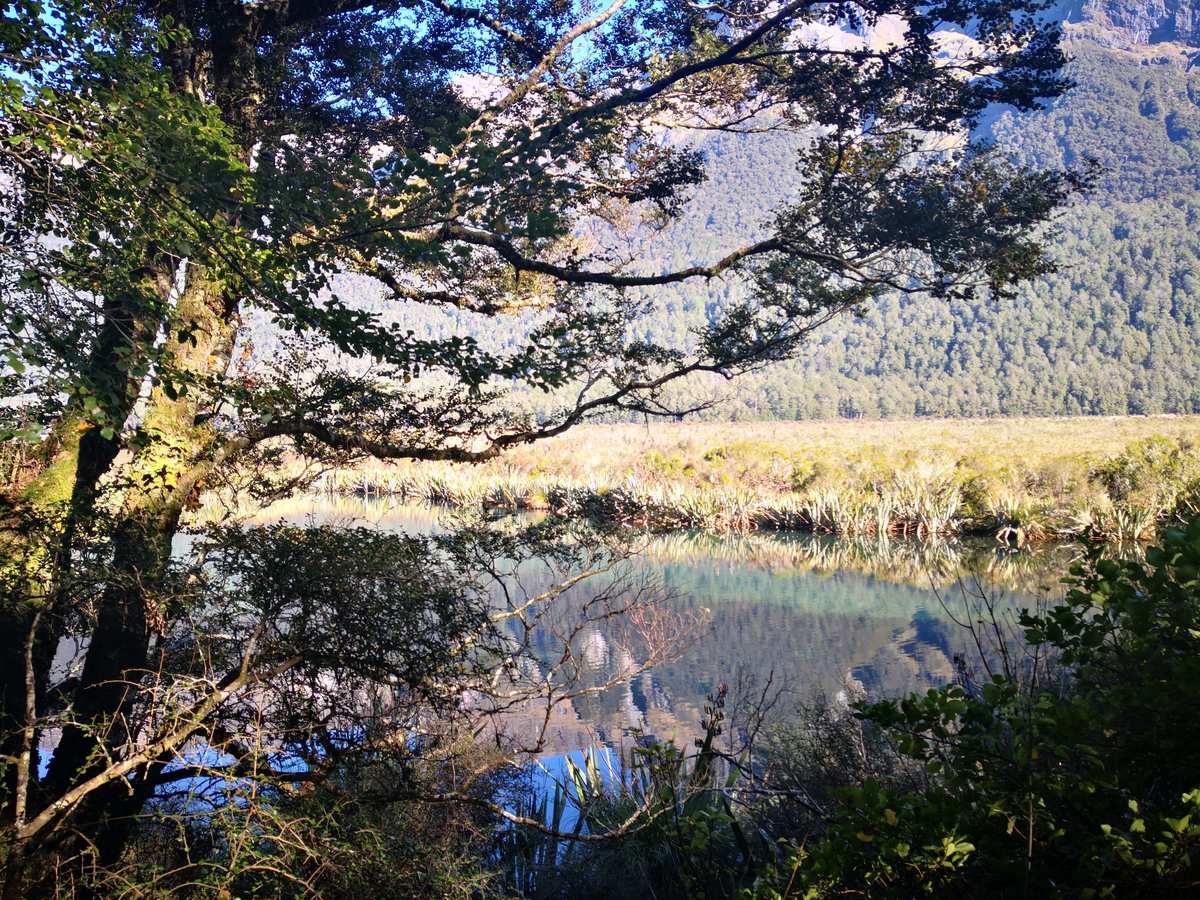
xmin=248 ymin=495 xmax=1074 ymax=756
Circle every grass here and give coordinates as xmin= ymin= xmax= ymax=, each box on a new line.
xmin=308 ymin=416 xmax=1200 ymax=543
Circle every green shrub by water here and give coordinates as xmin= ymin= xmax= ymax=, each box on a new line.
xmin=507 ymin=517 xmax=1200 ymax=898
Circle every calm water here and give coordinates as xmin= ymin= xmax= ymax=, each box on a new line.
xmin=248 ymin=496 xmax=1073 ymax=754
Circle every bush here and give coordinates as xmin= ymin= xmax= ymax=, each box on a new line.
xmin=750 ymin=517 xmax=1200 ymax=898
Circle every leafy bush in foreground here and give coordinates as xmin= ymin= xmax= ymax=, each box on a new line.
xmin=61 ymin=516 xmax=1200 ymax=898
xmin=750 ymin=517 xmax=1200 ymax=898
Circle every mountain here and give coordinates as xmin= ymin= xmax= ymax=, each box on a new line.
xmin=628 ymin=9 xmax=1200 ymax=420
xmin=1077 ymin=0 xmax=1200 ymax=47
xmin=717 ymin=31 xmax=1200 ymax=419
xmin=256 ymin=4 xmax=1200 ymax=420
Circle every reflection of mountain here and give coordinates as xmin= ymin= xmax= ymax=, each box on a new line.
xmin=851 ymin=610 xmax=959 ymax=696
xmin=521 ymin=547 xmax=1049 ymax=751
xmin=256 ymin=498 xmax=1057 ymax=753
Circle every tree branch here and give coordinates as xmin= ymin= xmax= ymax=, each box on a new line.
xmin=16 ymin=652 xmax=303 ymax=842
xmin=439 ymin=222 xmax=783 ymax=287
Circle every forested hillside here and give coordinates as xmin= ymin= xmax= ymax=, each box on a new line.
xmin=660 ymin=27 xmax=1200 ymax=419
xmin=800 ymin=35 xmax=1200 ymax=418
xmin=607 ymin=32 xmax=1200 ymax=419
xmin=252 ymin=12 xmax=1200 ymax=420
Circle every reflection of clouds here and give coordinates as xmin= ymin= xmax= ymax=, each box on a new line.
xmin=581 ymin=629 xmax=610 ymax=671
xmin=613 ymin=646 xmax=635 ymax=677
xmin=515 ymin=655 xmax=542 ymax=680
xmin=641 ymin=673 xmax=672 ymax=713
xmin=621 ymin=672 xmax=674 ymax=733
xmin=618 ymin=682 xmax=646 ymax=732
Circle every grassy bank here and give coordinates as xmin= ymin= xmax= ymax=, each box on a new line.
xmin=312 ymin=417 xmax=1200 ymax=542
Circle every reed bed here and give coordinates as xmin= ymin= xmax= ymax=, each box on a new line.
xmin=636 ymin=529 xmax=1081 ymax=594
xmin=307 ymin=417 xmax=1200 ymax=543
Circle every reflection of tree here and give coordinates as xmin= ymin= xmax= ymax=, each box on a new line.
xmin=236 ymin=499 xmax=1078 ymax=751
xmin=641 ymin=529 xmax=1079 ymax=595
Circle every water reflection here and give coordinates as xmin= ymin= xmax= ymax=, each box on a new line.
xmin=242 ymin=495 xmax=1068 ymax=753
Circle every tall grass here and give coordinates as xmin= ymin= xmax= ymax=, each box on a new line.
xmin=307 ymin=417 xmax=1200 ymax=543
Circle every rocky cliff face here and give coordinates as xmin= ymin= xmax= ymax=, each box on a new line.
xmin=1080 ymin=0 xmax=1200 ymax=47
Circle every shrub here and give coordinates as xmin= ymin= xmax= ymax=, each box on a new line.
xmin=750 ymin=517 xmax=1200 ymax=898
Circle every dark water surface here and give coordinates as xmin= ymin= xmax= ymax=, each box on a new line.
xmin=254 ymin=496 xmax=1073 ymax=754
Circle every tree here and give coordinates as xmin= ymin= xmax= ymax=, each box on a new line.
xmin=1 ymin=0 xmax=1078 ymax=890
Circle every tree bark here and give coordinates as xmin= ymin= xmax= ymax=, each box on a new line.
xmin=38 ymin=263 xmax=239 ymax=869
xmin=7 ymin=3 xmax=260 ymax=872
xmin=1 ymin=265 xmax=173 ymax=829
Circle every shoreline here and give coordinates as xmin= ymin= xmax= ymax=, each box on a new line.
xmin=300 ymin=417 xmax=1200 ymax=544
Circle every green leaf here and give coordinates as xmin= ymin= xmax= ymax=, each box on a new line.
xmin=1165 ymin=816 xmax=1190 ymax=834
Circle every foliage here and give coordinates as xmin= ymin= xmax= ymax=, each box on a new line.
xmin=0 ymin=1 xmax=256 ymax=435
xmin=747 ymin=516 xmax=1200 ymax=898
xmin=0 ymin=0 xmax=1079 ymax=891
xmin=499 ymin=688 xmax=756 ymax=900
xmin=0 ymin=513 xmax=677 ymax=895
xmin=90 ymin=758 xmax=506 ymax=899
xmin=492 ymin=517 xmax=1200 ymax=899
xmin=314 ymin=37 xmax=1200 ymax=421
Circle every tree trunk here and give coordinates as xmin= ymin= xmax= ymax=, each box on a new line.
xmin=34 ymin=264 xmax=239 ymax=872
xmin=1 ymin=267 xmax=172 ymax=829
xmin=5 ymin=5 xmax=257 ymax=880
